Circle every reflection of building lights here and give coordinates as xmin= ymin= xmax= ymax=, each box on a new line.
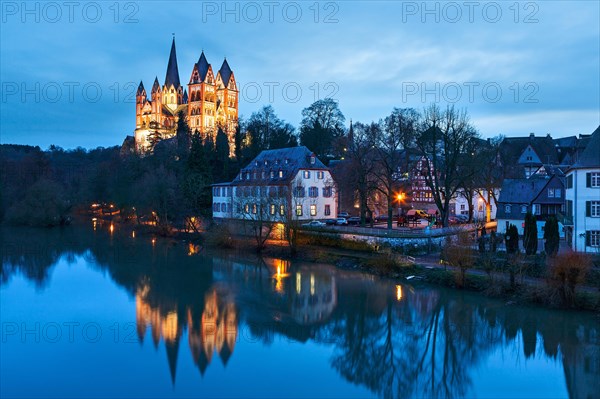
xmin=188 ymin=243 xmax=200 ymax=256
xmin=151 ymin=237 xmax=156 ymax=246
xmin=273 ymin=259 xmax=289 ymax=294
xmin=296 ymin=272 xmax=301 ymax=294
xmin=92 ymin=218 xmax=97 ymax=231
xmin=396 ymin=285 xmax=403 ymax=301
xmin=109 ymin=223 xmax=114 ymax=234
xmin=310 ymin=273 xmax=315 ymax=296
xmin=132 ymin=231 xmax=136 ymax=238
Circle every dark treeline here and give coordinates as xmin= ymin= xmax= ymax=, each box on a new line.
xmin=2 ymin=99 xmax=505 ymax=230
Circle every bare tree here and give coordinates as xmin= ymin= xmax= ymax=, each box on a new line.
xmin=373 ymin=108 xmax=420 ymax=229
xmin=416 ymin=104 xmax=479 ymax=227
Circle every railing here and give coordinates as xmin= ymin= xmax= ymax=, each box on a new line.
xmin=300 ymin=223 xmax=486 ymax=238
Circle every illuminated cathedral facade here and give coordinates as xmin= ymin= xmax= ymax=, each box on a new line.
xmin=134 ymin=38 xmax=239 ymax=154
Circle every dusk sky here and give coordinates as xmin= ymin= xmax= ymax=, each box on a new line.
xmin=1 ymin=1 xmax=599 ymax=149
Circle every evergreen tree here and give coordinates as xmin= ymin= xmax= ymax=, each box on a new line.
xmin=523 ymin=212 xmax=538 ymax=255
xmin=506 ymin=224 xmax=520 ymax=254
xmin=543 ymin=216 xmax=560 ymax=256
xmin=214 ymin=128 xmax=231 ymax=182
xmin=175 ymin=110 xmax=191 ymax=158
xmin=183 ymin=133 xmax=213 ymax=217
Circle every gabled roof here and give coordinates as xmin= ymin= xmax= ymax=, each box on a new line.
xmin=182 ymin=89 xmax=188 ymax=103
xmin=235 ymin=146 xmax=328 ymax=185
xmin=164 ymin=38 xmax=181 ymax=88
xmin=197 ymin=51 xmax=210 ymax=82
xmin=572 ymin=126 xmax=600 ymax=168
xmin=218 ymin=58 xmax=233 ymax=86
xmin=497 ymin=178 xmax=550 ymax=204
xmin=501 ymin=134 xmax=559 ymax=166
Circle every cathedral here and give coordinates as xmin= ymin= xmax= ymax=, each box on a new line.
xmin=133 ymin=38 xmax=239 ymax=154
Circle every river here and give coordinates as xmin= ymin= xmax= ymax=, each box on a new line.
xmin=1 ymin=225 xmax=598 ymax=398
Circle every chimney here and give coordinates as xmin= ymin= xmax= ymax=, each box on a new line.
xmin=529 ymin=132 xmax=535 ymax=139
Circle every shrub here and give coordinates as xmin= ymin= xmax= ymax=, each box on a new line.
xmin=442 ymin=232 xmax=476 ymax=288
xmin=506 ymin=224 xmax=519 ymax=254
xmin=523 ymin=212 xmax=538 ymax=255
xmin=547 ymin=252 xmax=592 ymax=307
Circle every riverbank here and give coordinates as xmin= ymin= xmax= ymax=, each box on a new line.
xmin=200 ymin=233 xmax=600 ymax=313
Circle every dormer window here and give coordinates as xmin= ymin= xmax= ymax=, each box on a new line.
xmin=310 ymin=155 xmax=316 ymax=165
xmin=264 ymin=160 xmax=269 ymax=166
xmin=255 ymin=161 xmax=259 ymax=166
xmin=285 ymin=159 xmax=289 ymax=165
xmin=270 ymin=171 xmax=275 ymax=179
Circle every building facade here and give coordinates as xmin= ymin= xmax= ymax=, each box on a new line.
xmin=134 ymin=38 xmax=238 ymax=154
xmin=212 ymin=146 xmax=337 ymax=223
xmin=565 ymin=126 xmax=600 ymax=252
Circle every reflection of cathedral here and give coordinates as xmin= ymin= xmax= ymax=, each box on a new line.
xmin=135 ymin=284 xmax=238 ymax=382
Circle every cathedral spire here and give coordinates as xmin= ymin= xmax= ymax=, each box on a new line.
xmin=197 ymin=51 xmax=210 ymax=82
xmin=136 ymin=80 xmax=145 ymax=95
xmin=151 ymin=77 xmax=160 ymax=93
xmin=164 ymin=37 xmax=181 ymax=88
xmin=218 ymin=58 xmax=233 ymax=86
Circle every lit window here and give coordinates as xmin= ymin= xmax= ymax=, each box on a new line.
xmin=244 ymin=204 xmax=249 ymax=213
xmin=317 ymin=171 xmax=324 ymax=179
xmin=296 ymin=205 xmax=303 ymax=216
xmin=278 ymin=170 xmax=283 ymax=178
xmin=270 ymin=171 xmax=275 ymax=179
xmin=303 ymin=171 xmax=310 ymax=179
xmin=252 ymin=204 xmax=257 ymax=214
xmin=310 ymin=205 xmax=317 ymax=216
xmin=280 ymin=205 xmax=285 ymax=216
xmin=270 ymin=204 xmax=276 ymax=215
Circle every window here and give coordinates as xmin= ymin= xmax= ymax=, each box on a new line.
xmin=310 ymin=155 xmax=316 ymax=165
xmin=555 ymin=189 xmax=561 ymax=198
xmin=322 ymin=186 xmax=332 ymax=197
xmin=309 ymin=187 xmax=318 ymax=197
xmin=521 ymin=205 xmax=527 ymax=214
xmin=216 ymin=203 xmax=221 ymax=212
xmin=310 ymin=205 xmax=317 ymax=216
xmin=296 ymin=205 xmax=303 ymax=216
xmin=294 ymin=186 xmax=305 ymax=198
xmin=278 ymin=170 xmax=283 ymax=178
xmin=505 ymin=204 xmax=512 ymax=213
xmin=589 ymin=201 xmax=600 ymax=217
xmin=567 ymin=174 xmax=573 ymax=189
xmin=303 ymin=170 xmax=311 ymax=179
xmin=245 ymin=172 xmax=250 ymax=180
xmin=587 ymin=231 xmax=600 ymax=247
xmin=317 ymin=171 xmax=324 ymax=179
xmin=548 ymin=188 xmax=554 ymax=198
xmin=460 ymin=204 xmax=465 ymax=211
xmin=324 ymin=205 xmax=331 ymax=216
xmin=533 ymin=204 xmax=540 ymax=215
xmin=270 ymin=171 xmax=275 ymax=179
xmin=252 ymin=204 xmax=257 ymax=214
xmin=280 ymin=205 xmax=285 ymax=216
xmin=478 ymin=204 xmax=483 ymax=212
xmin=588 ymin=172 xmax=600 ymax=188
xmin=270 ymin=204 xmax=276 ymax=215
xmin=244 ymin=204 xmax=249 ymax=213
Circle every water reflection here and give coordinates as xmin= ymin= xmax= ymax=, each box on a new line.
xmin=1 ymin=226 xmax=599 ymax=398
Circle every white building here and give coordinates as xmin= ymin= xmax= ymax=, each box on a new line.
xmin=453 ymin=189 xmax=499 ymax=221
xmin=565 ymin=127 xmax=600 ymax=252
xmin=212 ymin=146 xmax=337 ymax=223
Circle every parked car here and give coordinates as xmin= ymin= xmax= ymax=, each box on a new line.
xmin=302 ymin=220 xmax=326 ymax=228
xmin=322 ymin=218 xmax=337 ymax=225
xmin=335 ymin=217 xmax=348 ymax=225
xmin=406 ymin=209 xmax=429 ymax=220
xmin=374 ymin=214 xmax=388 ymax=223
xmin=347 ymin=216 xmax=361 ymax=225
xmin=337 ymin=212 xmax=350 ymax=218
xmin=455 ymin=214 xmax=469 ymax=223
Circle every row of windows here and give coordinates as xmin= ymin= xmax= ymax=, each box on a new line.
xmin=294 ymin=186 xmax=333 ymax=198
xmin=241 ymin=169 xmax=326 ymax=181
xmin=213 ymin=203 xmax=231 ymax=213
xmin=213 ymin=187 xmax=232 ymax=197
xmin=235 ymin=186 xmax=288 ymax=197
xmin=547 ymin=188 xmax=561 ymax=198
xmin=566 ymin=172 xmax=600 ymax=189
xmin=238 ymin=203 xmax=331 ymax=217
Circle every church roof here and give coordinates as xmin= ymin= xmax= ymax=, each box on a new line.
xmin=572 ymin=125 xmax=600 ymax=168
xmin=218 ymin=58 xmax=233 ymax=86
xmin=136 ymin=81 xmax=145 ymax=95
xmin=164 ymin=38 xmax=181 ymax=88
xmin=197 ymin=51 xmax=210 ymax=82
xmin=151 ymin=77 xmax=161 ymax=93
xmin=183 ymin=89 xmax=188 ymax=103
